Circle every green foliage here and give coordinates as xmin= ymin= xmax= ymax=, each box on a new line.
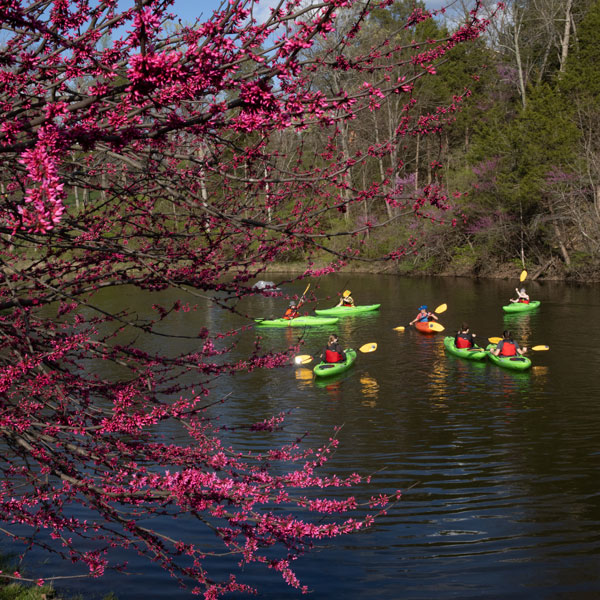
xmin=560 ymin=0 xmax=600 ymax=97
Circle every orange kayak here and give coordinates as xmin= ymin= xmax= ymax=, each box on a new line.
xmin=415 ymin=321 xmax=442 ymax=334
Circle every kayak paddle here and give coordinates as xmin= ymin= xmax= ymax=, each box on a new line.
xmin=520 ymin=270 xmax=527 ymax=282
xmin=359 ymin=342 xmax=377 ymax=353
xmin=294 ymin=354 xmax=313 ymax=365
xmin=488 ymin=337 xmax=549 ymax=351
xmin=297 ymin=282 xmax=310 ymax=309
xmin=294 ymin=342 xmax=376 ymax=365
xmin=434 ymin=303 xmax=447 ymax=314
xmin=343 ymin=289 xmax=351 ymax=297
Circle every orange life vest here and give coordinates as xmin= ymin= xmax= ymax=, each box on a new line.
xmin=283 ymin=308 xmax=298 ymax=320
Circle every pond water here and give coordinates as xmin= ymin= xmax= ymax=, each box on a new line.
xmin=5 ymin=274 xmax=600 ymax=599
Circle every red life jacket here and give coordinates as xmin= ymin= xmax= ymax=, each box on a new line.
xmin=456 ymin=334 xmax=472 ymax=349
xmin=325 ymin=348 xmax=344 ymax=363
xmin=283 ymin=308 xmax=298 ymax=320
xmin=499 ymin=340 xmax=517 ymax=356
xmin=518 ymin=299 xmax=530 ymax=304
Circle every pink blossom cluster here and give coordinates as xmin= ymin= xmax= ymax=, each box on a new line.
xmin=0 ymin=0 xmax=490 ymax=596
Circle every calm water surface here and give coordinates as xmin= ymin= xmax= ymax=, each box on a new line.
xmin=7 ymin=275 xmax=600 ymax=599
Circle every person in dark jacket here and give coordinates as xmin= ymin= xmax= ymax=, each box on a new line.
xmin=455 ymin=323 xmax=477 ymax=349
xmin=492 ymin=330 xmax=528 ymax=356
xmin=321 ymin=333 xmax=346 ymax=363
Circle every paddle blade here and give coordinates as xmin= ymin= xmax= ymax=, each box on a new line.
xmin=294 ymin=354 xmax=313 ymax=365
xmin=520 ymin=270 xmax=528 ymax=282
xmin=359 ymin=342 xmax=377 ymax=353
xmin=434 ymin=303 xmax=447 ymax=314
xmin=488 ymin=337 xmax=502 ymax=344
xmin=429 ymin=322 xmax=445 ymax=332
xmin=531 ymin=345 xmax=549 ymax=351
xmin=343 ymin=289 xmax=351 ymax=297
xmin=393 ymin=326 xmax=406 ymax=332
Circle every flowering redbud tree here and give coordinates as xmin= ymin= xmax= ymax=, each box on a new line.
xmin=0 ymin=0 xmax=489 ymax=596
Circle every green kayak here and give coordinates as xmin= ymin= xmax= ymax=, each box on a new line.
xmin=486 ymin=344 xmax=532 ymax=370
xmin=255 ymin=315 xmax=339 ymax=327
xmin=502 ymin=300 xmax=541 ymax=313
xmin=313 ymin=349 xmax=357 ymax=378
xmin=443 ymin=336 xmax=487 ymax=360
xmin=314 ymin=304 xmax=381 ymax=316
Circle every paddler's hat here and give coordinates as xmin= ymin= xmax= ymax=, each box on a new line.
xmin=419 ymin=305 xmax=427 ymax=310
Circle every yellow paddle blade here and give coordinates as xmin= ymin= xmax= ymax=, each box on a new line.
xmin=429 ymin=322 xmax=445 ymax=332
xmin=294 ymin=354 xmax=313 ymax=365
xmin=531 ymin=345 xmax=549 ymax=351
xmin=520 ymin=270 xmax=528 ymax=282
xmin=343 ymin=289 xmax=351 ymax=297
xmin=488 ymin=337 xmax=502 ymax=344
xmin=301 ymin=282 xmax=310 ymax=297
xmin=434 ymin=303 xmax=447 ymax=314
xmin=393 ymin=326 xmax=406 ymax=332
xmin=359 ymin=342 xmax=377 ymax=353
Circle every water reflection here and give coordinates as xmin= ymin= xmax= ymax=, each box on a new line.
xmin=360 ymin=374 xmax=379 ymax=404
xmin=294 ymin=367 xmax=313 ymax=385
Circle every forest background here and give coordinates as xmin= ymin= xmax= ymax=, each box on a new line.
xmin=265 ymin=0 xmax=600 ymax=282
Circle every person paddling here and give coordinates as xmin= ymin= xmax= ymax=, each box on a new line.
xmin=492 ymin=330 xmax=527 ymax=357
xmin=455 ymin=322 xmax=478 ymax=349
xmin=321 ymin=333 xmax=346 ymax=363
xmin=409 ymin=305 xmax=438 ymax=326
xmin=336 ymin=290 xmax=355 ymax=307
xmin=510 ymin=287 xmax=530 ymax=304
xmin=283 ymin=284 xmax=310 ymax=320
xmin=283 ymin=301 xmax=299 ymax=320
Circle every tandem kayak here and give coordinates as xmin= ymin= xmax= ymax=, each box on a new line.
xmin=254 ymin=316 xmax=339 ymax=327
xmin=443 ymin=336 xmax=487 ymax=360
xmin=313 ymin=349 xmax=357 ymax=378
xmin=314 ymin=303 xmax=381 ymax=316
xmin=485 ymin=344 xmax=532 ymax=370
xmin=502 ymin=300 xmax=541 ymax=313
xmin=415 ymin=321 xmax=443 ymax=334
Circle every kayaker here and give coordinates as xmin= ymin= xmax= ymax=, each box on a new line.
xmin=283 ymin=301 xmax=300 ymax=320
xmin=336 ymin=290 xmax=355 ymax=307
xmin=321 ymin=333 xmax=346 ymax=363
xmin=510 ymin=287 xmax=530 ymax=304
xmin=492 ymin=330 xmax=528 ymax=357
xmin=455 ymin=322 xmax=477 ymax=349
xmin=409 ymin=305 xmax=438 ymax=326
